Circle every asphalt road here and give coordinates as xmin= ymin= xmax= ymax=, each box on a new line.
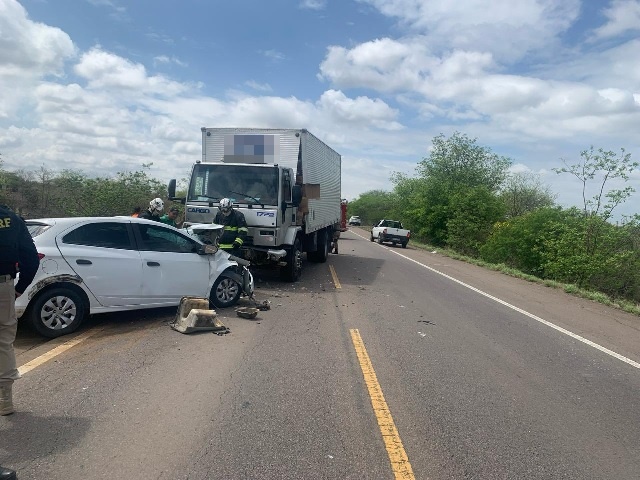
xmin=2 ymin=228 xmax=640 ymax=479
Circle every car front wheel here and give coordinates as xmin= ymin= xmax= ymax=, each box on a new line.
xmin=28 ymin=287 xmax=86 ymax=338
xmin=210 ymin=274 xmax=242 ymax=308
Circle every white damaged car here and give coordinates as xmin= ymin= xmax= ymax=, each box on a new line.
xmin=16 ymin=217 xmax=253 ymax=338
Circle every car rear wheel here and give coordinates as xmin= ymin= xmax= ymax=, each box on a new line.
xmin=210 ymin=274 xmax=242 ymax=308
xmin=28 ymin=287 xmax=86 ymax=338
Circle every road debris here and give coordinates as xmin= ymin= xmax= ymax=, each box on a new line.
xmin=170 ymin=296 xmax=229 ymax=334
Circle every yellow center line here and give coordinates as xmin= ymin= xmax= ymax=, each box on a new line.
xmin=350 ymin=329 xmax=415 ymax=480
xmin=329 ymin=264 xmax=342 ymax=289
xmin=18 ymin=328 xmax=105 ymax=375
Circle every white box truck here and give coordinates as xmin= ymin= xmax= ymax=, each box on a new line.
xmin=168 ymin=128 xmax=342 ymax=281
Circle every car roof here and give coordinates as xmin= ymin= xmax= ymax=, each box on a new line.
xmin=25 ymin=216 xmax=186 ymax=240
xmin=26 ymin=216 xmax=170 ymax=226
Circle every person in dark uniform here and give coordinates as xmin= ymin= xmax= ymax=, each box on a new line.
xmin=213 ymin=198 xmax=248 ymax=256
xmin=0 ymin=205 xmax=39 ymax=479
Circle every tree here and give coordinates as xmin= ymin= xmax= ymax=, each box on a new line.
xmin=553 ymin=146 xmax=638 ymax=263
xmin=499 ymin=171 xmax=555 ymax=218
xmin=396 ymin=132 xmax=512 ymax=247
xmin=418 ymin=132 xmax=512 ymax=193
xmin=346 ymin=189 xmax=397 ymax=226
xmin=480 ymin=206 xmax=575 ymax=276
xmin=447 ymin=186 xmax=505 ymax=256
xmin=35 ymin=165 xmax=55 ymax=216
xmin=554 ymin=146 xmax=638 ymax=221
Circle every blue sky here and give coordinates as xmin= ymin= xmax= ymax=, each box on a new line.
xmin=1 ymin=0 xmax=639 ymax=218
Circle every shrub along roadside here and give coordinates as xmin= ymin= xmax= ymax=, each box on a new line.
xmin=409 ymin=237 xmax=640 ymax=317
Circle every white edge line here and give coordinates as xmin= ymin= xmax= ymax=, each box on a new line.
xmin=348 ymin=230 xmax=640 ymax=370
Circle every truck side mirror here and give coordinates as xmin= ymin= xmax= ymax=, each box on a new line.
xmin=292 ymin=185 xmax=302 ymax=206
xmin=168 ymin=179 xmax=186 ymax=204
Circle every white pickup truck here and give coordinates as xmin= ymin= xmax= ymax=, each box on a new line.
xmin=370 ymin=219 xmax=410 ymax=248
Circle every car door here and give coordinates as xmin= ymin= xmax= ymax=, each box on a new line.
xmin=133 ymin=222 xmax=212 ymax=304
xmin=56 ymin=220 xmax=145 ymax=307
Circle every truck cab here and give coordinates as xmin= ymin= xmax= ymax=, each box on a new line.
xmin=179 ymin=162 xmax=300 ymax=265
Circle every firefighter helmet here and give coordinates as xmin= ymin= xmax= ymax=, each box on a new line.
xmin=219 ymin=198 xmax=233 ymax=216
xmin=149 ymin=198 xmax=164 ymax=214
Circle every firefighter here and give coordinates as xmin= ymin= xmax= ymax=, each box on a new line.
xmin=139 ymin=198 xmax=164 ymax=222
xmin=213 ymin=198 xmax=248 ymax=256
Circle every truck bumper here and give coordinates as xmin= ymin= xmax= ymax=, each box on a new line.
xmin=267 ymin=249 xmax=287 ymax=259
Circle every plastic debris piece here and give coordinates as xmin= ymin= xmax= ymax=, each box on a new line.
xmin=236 ymin=307 xmax=259 ymax=319
xmin=170 ymin=296 xmax=227 ymax=334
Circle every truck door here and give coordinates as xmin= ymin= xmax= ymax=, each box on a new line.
xmin=281 ymin=169 xmax=293 ymax=224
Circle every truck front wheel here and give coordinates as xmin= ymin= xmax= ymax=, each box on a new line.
xmin=281 ymin=238 xmax=302 ymax=282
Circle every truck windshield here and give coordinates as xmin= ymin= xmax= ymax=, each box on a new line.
xmin=188 ymin=164 xmax=279 ymax=206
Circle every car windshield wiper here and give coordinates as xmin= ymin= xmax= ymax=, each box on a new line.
xmin=229 ymin=191 xmax=265 ymax=208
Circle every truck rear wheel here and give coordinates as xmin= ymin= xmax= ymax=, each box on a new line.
xmin=308 ymin=229 xmax=329 ymax=263
xmin=280 ymin=238 xmax=302 ymax=282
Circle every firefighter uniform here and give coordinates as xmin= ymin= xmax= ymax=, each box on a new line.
xmin=0 ymin=205 xmax=39 ymax=420
xmin=213 ymin=209 xmax=248 ymax=253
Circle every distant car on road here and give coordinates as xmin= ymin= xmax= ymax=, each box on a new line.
xmin=348 ymin=215 xmax=361 ymax=226
xmin=15 ymin=217 xmax=253 ymax=338
xmin=370 ymin=219 xmax=410 ymax=248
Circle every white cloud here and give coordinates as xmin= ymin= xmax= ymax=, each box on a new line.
xmin=319 ymin=37 xmax=434 ymax=91
xmin=0 ymin=0 xmax=76 ymax=118
xmin=86 ymin=0 xmax=128 ymax=22
xmin=153 ymin=55 xmax=188 ymax=67
xmin=145 ymin=31 xmax=176 ymax=45
xmin=74 ymin=48 xmax=195 ymax=96
xmin=317 ymin=90 xmax=403 ymax=131
xmin=299 ymin=0 xmax=326 ymax=10
xmin=320 ymin=34 xmax=640 ymax=143
xmin=356 ymin=0 xmax=580 ymax=62
xmin=245 ymin=80 xmax=273 ymax=92
xmin=341 ymin=157 xmax=416 ymax=200
xmin=592 ymin=0 xmax=640 ymax=39
xmin=261 ymin=49 xmax=286 ymax=61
